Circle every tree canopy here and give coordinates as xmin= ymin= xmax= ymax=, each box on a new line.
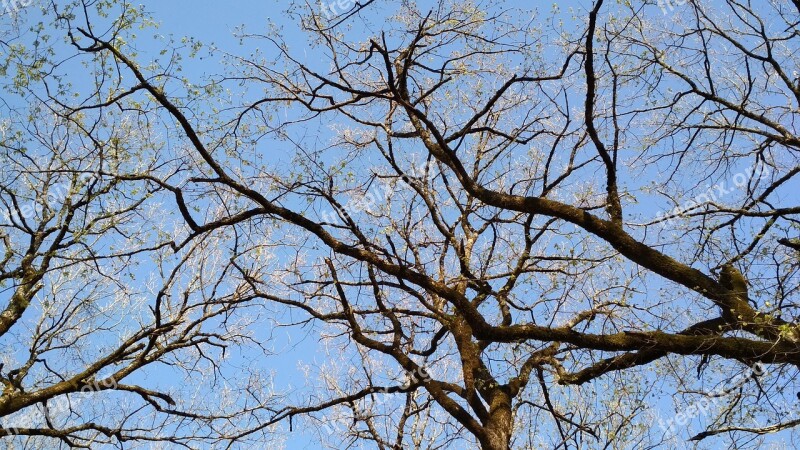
xmin=1 ymin=0 xmax=800 ymax=449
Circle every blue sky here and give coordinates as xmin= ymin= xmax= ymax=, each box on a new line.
xmin=1 ymin=0 xmax=797 ymax=448
xmin=77 ymin=0 xmax=800 ymax=448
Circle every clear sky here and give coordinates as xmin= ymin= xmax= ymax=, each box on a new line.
xmin=91 ymin=1 xmax=799 ymax=448
xmin=2 ymin=0 xmax=795 ymax=448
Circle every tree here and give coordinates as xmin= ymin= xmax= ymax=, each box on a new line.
xmin=0 ymin=3 xmax=279 ymax=448
xmin=2 ymin=0 xmax=800 ymax=449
